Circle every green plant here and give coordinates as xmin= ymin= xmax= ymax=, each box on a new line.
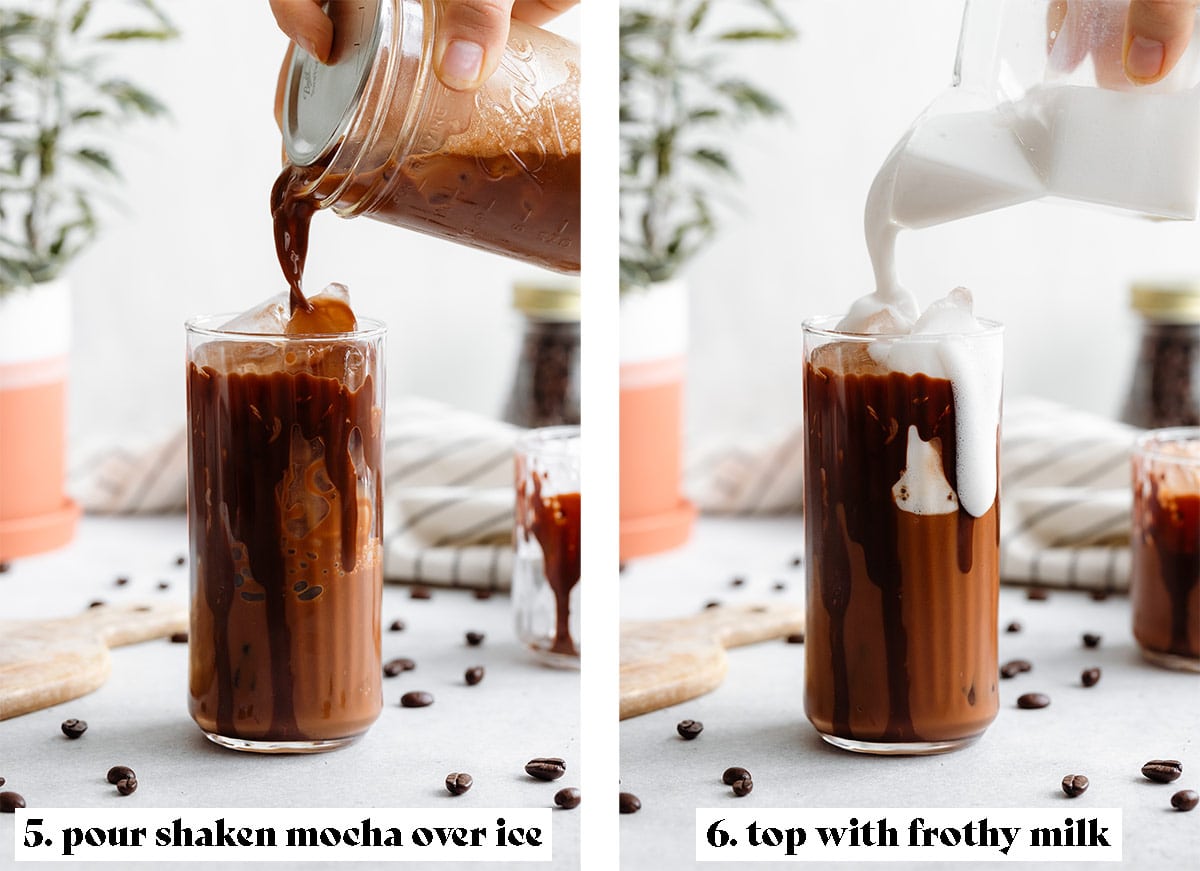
xmin=0 ymin=0 xmax=177 ymax=293
xmin=620 ymin=0 xmax=795 ymax=289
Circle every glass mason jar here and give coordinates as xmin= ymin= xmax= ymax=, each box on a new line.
xmin=186 ymin=315 xmax=386 ymax=752
xmin=803 ymin=317 xmax=1004 ymax=754
xmin=1120 ymin=282 xmax=1200 ymax=429
xmin=513 ymin=426 xmax=581 ymax=668
xmin=1130 ymin=428 xmax=1200 ymax=672
xmin=278 ymin=0 xmax=580 ymax=273
xmin=502 ymin=281 xmax=581 ymax=428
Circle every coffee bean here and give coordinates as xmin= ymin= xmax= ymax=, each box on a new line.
xmin=1026 ymin=587 xmax=1049 ymax=601
xmin=677 ymin=719 xmax=703 ymax=740
xmin=464 ymin=666 xmax=485 ymax=686
xmin=1017 ymin=692 xmax=1050 ymax=709
xmin=1062 ymin=774 xmax=1089 ymax=797
xmin=1081 ymin=667 xmax=1101 ymax=687
xmin=730 ymin=576 xmax=745 ymax=587
xmin=384 ymin=658 xmax=416 ymax=677
xmin=525 ymin=758 xmax=566 ymax=781
xmin=723 ymin=766 xmax=751 ymax=786
xmin=445 ymin=772 xmax=473 ymax=796
xmin=465 ymin=631 xmax=485 ymax=647
xmin=61 ymin=718 xmax=88 ymax=739
xmin=1082 ymin=633 xmax=1102 ymax=649
xmin=618 ymin=792 xmax=641 ymax=814
xmin=170 ymin=632 xmax=188 ymax=644
xmin=731 ymin=777 xmax=753 ymax=797
xmin=789 ymin=555 xmax=803 ymax=567
xmin=1006 ymin=621 xmax=1021 ymax=633
xmin=107 ymin=765 xmax=135 ymax=785
xmin=388 ymin=619 xmax=405 ymax=632
xmin=1171 ymin=789 xmax=1198 ymax=811
xmin=1089 ymin=589 xmax=1110 ymax=601
xmin=174 ymin=555 xmax=186 ymax=566
xmin=554 ymin=787 xmax=581 ymax=809
xmin=785 ymin=632 xmax=805 ymax=644
xmin=473 ymin=589 xmax=493 ymax=600
xmin=773 ymin=581 xmax=787 ymax=592
xmin=88 ymin=600 xmax=105 ymax=609
xmin=0 ymin=777 xmax=5 ymax=787
xmin=1142 ymin=760 xmax=1183 ymax=783
xmin=116 ymin=777 xmax=137 ymax=796
xmin=400 ymin=691 xmax=433 ymax=708
xmin=115 ymin=576 xmax=129 ymax=587
xmin=157 ymin=581 xmax=170 ymax=591
xmin=703 ymin=600 xmax=721 ymax=610
xmin=0 ymin=791 xmax=25 ymax=813
xmin=1000 ymin=659 xmax=1032 ymax=678
xmin=410 ymin=586 xmax=432 ymax=600
xmin=0 ymin=561 xmax=10 ymax=573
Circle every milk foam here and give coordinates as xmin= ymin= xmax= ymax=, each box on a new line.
xmin=892 ymin=426 xmax=960 ymax=516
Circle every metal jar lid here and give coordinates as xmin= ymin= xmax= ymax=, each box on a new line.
xmin=1131 ymin=280 xmax=1200 ymax=323
xmin=281 ymin=0 xmax=385 ymax=167
xmin=513 ymin=281 xmax=581 ymax=321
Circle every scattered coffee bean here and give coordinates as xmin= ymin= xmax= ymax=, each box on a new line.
xmin=174 ymin=555 xmax=186 ymax=566
xmin=785 ymin=632 xmax=805 ymax=644
xmin=464 ymin=666 xmax=485 ymax=686
xmin=1062 ymin=775 xmax=1089 ymax=797
xmin=170 ymin=632 xmax=188 ymax=644
xmin=677 ymin=719 xmax=703 ymax=740
xmin=384 ymin=658 xmax=416 ymax=677
xmin=703 ymin=600 xmax=721 ymax=610
xmin=0 ymin=777 xmax=5 ymax=787
xmin=730 ymin=576 xmax=745 ymax=587
xmin=554 ymin=787 xmax=581 ymax=809
xmin=107 ymin=766 xmax=135 ymax=785
xmin=400 ymin=691 xmax=433 ymax=708
xmin=525 ymin=758 xmax=566 ymax=781
xmin=88 ymin=600 xmax=105 ymax=609
xmin=473 ymin=589 xmax=493 ymax=600
xmin=1089 ymin=589 xmax=1110 ymax=601
xmin=157 ymin=581 xmax=170 ymax=591
xmin=1142 ymin=760 xmax=1183 ymax=783
xmin=445 ymin=772 xmax=473 ymax=796
xmin=61 ymin=718 xmax=88 ymax=739
xmin=114 ymin=576 xmax=129 ymax=587
xmin=0 ymin=791 xmax=25 ymax=813
xmin=1006 ymin=621 xmax=1021 ymax=633
xmin=723 ymin=766 xmax=751 ymax=786
xmin=388 ymin=619 xmax=405 ymax=632
xmin=789 ymin=555 xmax=803 ymax=567
xmin=410 ymin=585 xmax=432 ymax=600
xmin=465 ymin=631 xmax=485 ymax=647
xmin=1026 ymin=587 xmax=1049 ymax=601
xmin=116 ymin=777 xmax=137 ymax=796
xmin=1081 ymin=667 xmax=1101 ymax=687
xmin=1017 ymin=692 xmax=1050 ymax=709
xmin=0 ymin=561 xmax=10 ymax=573
xmin=618 ymin=792 xmax=641 ymax=814
xmin=773 ymin=581 xmax=787 ymax=592
xmin=1082 ymin=633 xmax=1102 ymax=649
xmin=1000 ymin=659 xmax=1033 ymax=678
xmin=1171 ymin=789 xmax=1198 ymax=811
xmin=731 ymin=777 xmax=754 ymax=797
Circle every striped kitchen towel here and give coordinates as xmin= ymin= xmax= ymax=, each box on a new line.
xmin=686 ymin=396 xmax=1139 ymax=591
xmin=69 ymin=396 xmax=520 ymax=590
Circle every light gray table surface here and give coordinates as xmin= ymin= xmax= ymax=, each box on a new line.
xmin=619 ymin=516 xmax=1199 ymax=870
xmin=0 ymin=516 xmax=580 ymax=870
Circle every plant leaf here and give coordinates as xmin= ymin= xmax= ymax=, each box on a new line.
xmin=97 ymin=28 xmax=178 ymax=42
xmin=72 ymin=148 xmax=117 ymax=175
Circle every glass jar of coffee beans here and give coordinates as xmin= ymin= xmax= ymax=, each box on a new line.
xmin=1120 ymin=281 xmax=1200 ymax=429
xmin=502 ymin=282 xmax=581 ymax=429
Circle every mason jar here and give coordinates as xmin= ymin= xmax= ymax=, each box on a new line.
xmin=1120 ymin=281 xmax=1200 ymax=429
xmin=502 ymin=281 xmax=581 ymax=428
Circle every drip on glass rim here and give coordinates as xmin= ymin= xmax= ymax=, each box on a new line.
xmin=802 ymin=314 xmax=1004 ymax=341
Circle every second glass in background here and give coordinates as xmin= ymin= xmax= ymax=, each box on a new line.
xmin=513 ymin=426 xmax=581 ymax=668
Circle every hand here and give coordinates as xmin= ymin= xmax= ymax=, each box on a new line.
xmin=1124 ymin=0 xmax=1197 ymax=84
xmin=1049 ymin=0 xmax=1198 ymax=86
xmin=268 ymin=0 xmax=578 ymax=92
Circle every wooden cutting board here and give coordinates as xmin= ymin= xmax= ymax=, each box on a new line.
xmin=0 ymin=601 xmax=188 ymax=720
xmin=620 ymin=602 xmax=804 ymax=720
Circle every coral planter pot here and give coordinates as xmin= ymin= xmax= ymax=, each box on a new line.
xmin=0 ymin=280 xmax=79 ymax=561
xmin=619 ymin=280 xmax=695 ymax=561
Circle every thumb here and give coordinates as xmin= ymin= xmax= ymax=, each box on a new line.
xmin=433 ymin=0 xmax=514 ymax=92
xmin=1125 ymin=0 xmax=1197 ymax=84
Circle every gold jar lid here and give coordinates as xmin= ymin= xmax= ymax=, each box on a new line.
xmin=513 ymin=281 xmax=580 ymax=321
xmin=1131 ymin=280 xmax=1200 ymax=323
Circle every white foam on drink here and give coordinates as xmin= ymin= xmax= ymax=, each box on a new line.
xmin=892 ymin=426 xmax=960 ymax=516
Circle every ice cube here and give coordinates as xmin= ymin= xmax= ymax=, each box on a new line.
xmin=911 ymin=287 xmax=980 ymax=335
xmin=220 ymin=292 xmax=289 ymax=334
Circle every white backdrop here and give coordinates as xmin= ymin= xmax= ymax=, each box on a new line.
xmin=64 ymin=1 xmax=580 ymax=449
xmin=682 ymin=0 xmax=1199 ymax=444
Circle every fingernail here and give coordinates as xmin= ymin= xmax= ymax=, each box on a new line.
xmin=440 ymin=39 xmax=484 ymax=89
xmin=1126 ymin=35 xmax=1165 ymax=83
